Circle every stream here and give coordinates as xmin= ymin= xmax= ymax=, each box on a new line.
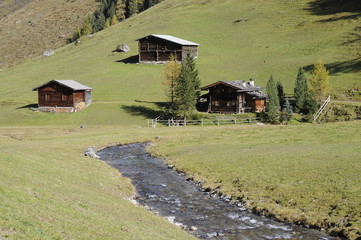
xmin=98 ymin=143 xmax=338 ymax=240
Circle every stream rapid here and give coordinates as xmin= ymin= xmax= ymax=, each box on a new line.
xmin=98 ymin=143 xmax=338 ymax=240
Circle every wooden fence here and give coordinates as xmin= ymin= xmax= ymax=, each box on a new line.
xmin=147 ymin=117 xmax=260 ymax=128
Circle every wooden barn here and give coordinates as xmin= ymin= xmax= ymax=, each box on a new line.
xmin=198 ymin=79 xmax=267 ymax=114
xmin=137 ymin=34 xmax=199 ymax=63
xmin=32 ymin=80 xmax=93 ymax=112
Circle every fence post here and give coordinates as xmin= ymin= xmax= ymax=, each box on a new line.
xmin=249 ymin=117 xmax=252 ymax=124
xmin=201 ymin=119 xmax=204 ymax=126
xmin=234 ymin=119 xmax=237 ymax=125
xmin=168 ymin=119 xmax=170 ymax=127
xmin=217 ymin=119 xmax=220 ymax=126
xmin=147 ymin=119 xmax=150 ymax=127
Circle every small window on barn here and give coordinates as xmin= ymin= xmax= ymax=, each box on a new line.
xmin=62 ymin=94 xmax=67 ymax=102
xmin=45 ymin=94 xmax=50 ymax=102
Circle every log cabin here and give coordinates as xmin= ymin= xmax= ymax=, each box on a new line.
xmin=198 ymin=79 xmax=267 ymax=114
xmin=32 ymin=80 xmax=93 ymax=112
xmin=137 ymin=34 xmax=199 ymax=63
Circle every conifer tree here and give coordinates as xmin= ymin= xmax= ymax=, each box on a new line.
xmin=280 ymin=98 xmax=293 ymax=124
xmin=93 ymin=10 xmax=106 ymax=32
xmin=309 ymin=59 xmax=329 ymax=101
xmin=173 ymin=54 xmax=200 ymax=117
xmin=163 ymin=54 xmax=180 ymax=110
xmin=294 ymin=67 xmax=308 ymax=113
xmin=277 ymin=81 xmax=285 ymax=110
xmin=126 ymin=0 xmax=138 ymax=17
xmin=266 ymin=75 xmax=280 ymax=123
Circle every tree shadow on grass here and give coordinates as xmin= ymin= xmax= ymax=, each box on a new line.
xmin=303 ymin=58 xmax=361 ymax=75
xmin=116 ymin=55 xmax=139 ymax=64
xmin=121 ymin=101 xmax=168 ymax=119
xmin=16 ymin=103 xmax=38 ymax=109
xmin=306 ymin=0 xmax=361 ymax=16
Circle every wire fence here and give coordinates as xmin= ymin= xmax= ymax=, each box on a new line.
xmin=147 ymin=117 xmax=261 ymax=128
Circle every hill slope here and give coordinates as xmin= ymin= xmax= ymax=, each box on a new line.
xmin=0 ymin=0 xmax=360 ymax=126
xmin=0 ymin=0 xmax=97 ymax=68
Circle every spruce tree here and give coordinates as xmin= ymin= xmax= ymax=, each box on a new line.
xmin=277 ymin=81 xmax=285 ymax=110
xmin=266 ymin=75 xmax=280 ymax=123
xmin=93 ymin=10 xmax=106 ymax=32
xmin=294 ymin=67 xmax=308 ymax=113
xmin=173 ymin=53 xmax=200 ymax=118
xmin=126 ymin=0 xmax=138 ymax=17
xmin=280 ymin=98 xmax=293 ymax=124
xmin=309 ymin=59 xmax=329 ymax=101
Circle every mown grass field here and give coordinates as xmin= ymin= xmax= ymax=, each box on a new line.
xmin=0 ymin=0 xmax=360 ymax=239
xmin=152 ymin=121 xmax=361 ymax=239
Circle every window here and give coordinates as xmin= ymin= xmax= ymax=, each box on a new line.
xmin=45 ymin=94 xmax=50 ymax=102
xmin=62 ymin=94 xmax=67 ymax=102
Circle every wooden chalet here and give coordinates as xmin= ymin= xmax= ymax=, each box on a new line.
xmin=137 ymin=34 xmax=199 ymax=63
xmin=32 ymin=80 xmax=93 ymax=112
xmin=199 ymin=79 xmax=267 ymax=114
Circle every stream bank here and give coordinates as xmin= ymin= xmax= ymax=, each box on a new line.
xmin=98 ymin=143 xmax=338 ymax=240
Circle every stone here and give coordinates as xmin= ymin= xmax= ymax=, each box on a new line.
xmin=43 ymin=50 xmax=55 ymax=57
xmin=116 ymin=43 xmax=130 ymax=52
xmin=189 ymin=226 xmax=198 ymax=231
xmin=84 ymin=148 xmax=100 ymax=159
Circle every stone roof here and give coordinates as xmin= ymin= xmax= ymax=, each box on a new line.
xmin=137 ymin=34 xmax=200 ymax=46
xmin=32 ymin=80 xmax=93 ymax=91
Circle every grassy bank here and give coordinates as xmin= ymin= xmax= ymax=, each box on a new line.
xmin=151 ymin=121 xmax=361 ymax=239
xmin=0 ymin=126 xmax=196 ymax=240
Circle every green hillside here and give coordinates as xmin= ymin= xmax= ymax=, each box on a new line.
xmin=0 ymin=0 xmax=360 ymax=126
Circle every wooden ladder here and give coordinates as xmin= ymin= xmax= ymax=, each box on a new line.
xmin=313 ymin=96 xmax=331 ymax=123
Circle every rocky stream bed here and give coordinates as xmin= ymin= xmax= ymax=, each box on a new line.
xmin=98 ymin=143 xmax=339 ymax=240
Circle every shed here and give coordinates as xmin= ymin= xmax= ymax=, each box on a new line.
xmin=199 ymin=79 xmax=267 ymax=113
xmin=32 ymin=80 xmax=93 ymax=112
xmin=137 ymin=34 xmax=199 ymax=63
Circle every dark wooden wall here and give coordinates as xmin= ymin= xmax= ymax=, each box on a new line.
xmin=138 ymin=36 xmax=197 ymax=62
xmin=37 ymin=82 xmax=85 ymax=108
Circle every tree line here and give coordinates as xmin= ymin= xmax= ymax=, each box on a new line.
xmin=266 ymin=59 xmax=330 ymax=124
xmin=69 ymin=0 xmax=164 ymax=42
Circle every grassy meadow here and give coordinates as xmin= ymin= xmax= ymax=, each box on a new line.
xmin=0 ymin=0 xmax=360 ymax=239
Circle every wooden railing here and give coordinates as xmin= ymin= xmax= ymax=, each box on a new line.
xmin=147 ymin=117 xmax=260 ymax=128
xmin=313 ymin=96 xmax=331 ymax=123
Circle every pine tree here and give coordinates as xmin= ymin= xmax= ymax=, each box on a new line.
xmin=163 ymin=54 xmax=180 ymax=111
xmin=309 ymin=59 xmax=329 ymax=101
xmin=93 ymin=10 xmax=106 ymax=32
xmin=266 ymin=75 xmax=280 ymax=123
xmin=173 ymin=53 xmax=200 ymax=117
xmin=126 ymin=0 xmax=138 ymax=17
xmin=294 ymin=67 xmax=308 ymax=113
xmin=277 ymin=81 xmax=285 ymax=110
xmin=280 ymin=98 xmax=293 ymax=124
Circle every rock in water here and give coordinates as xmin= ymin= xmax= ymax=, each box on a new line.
xmin=84 ymin=148 xmax=100 ymax=159
xmin=116 ymin=43 xmax=130 ymax=52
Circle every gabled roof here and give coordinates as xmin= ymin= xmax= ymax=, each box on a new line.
xmin=201 ymin=80 xmax=263 ymax=91
xmin=200 ymin=80 xmax=267 ymax=99
xmin=137 ymin=34 xmax=200 ymax=46
xmin=32 ymin=80 xmax=93 ymax=91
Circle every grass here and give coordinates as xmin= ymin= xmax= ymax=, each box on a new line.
xmin=151 ymin=121 xmax=361 ymax=239
xmin=0 ymin=126 xmax=197 ymax=240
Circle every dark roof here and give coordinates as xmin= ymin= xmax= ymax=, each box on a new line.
xmin=201 ymin=80 xmax=262 ymax=91
xmin=201 ymin=80 xmax=267 ymax=99
xmin=137 ymin=34 xmax=200 ymax=46
xmin=32 ymin=80 xmax=93 ymax=91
